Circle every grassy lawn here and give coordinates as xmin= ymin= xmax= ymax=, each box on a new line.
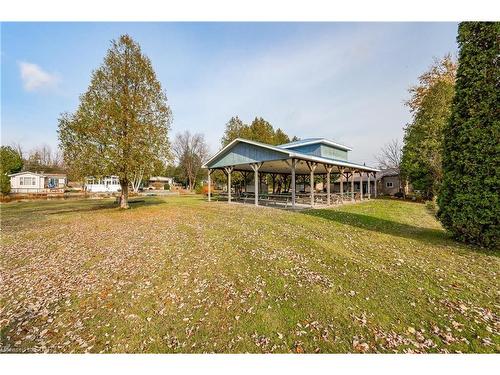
xmin=1 ymin=196 xmax=498 ymax=353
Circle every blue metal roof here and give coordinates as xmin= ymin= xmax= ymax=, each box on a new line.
xmin=203 ymin=138 xmax=379 ymax=172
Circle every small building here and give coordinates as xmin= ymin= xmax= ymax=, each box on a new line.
xmin=148 ymin=176 xmax=174 ymax=190
xmin=9 ymin=171 xmax=67 ymax=193
xmin=84 ymin=176 xmax=121 ymax=193
xmin=375 ymin=168 xmax=401 ymax=195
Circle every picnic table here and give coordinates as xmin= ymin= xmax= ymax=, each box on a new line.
xmin=216 ymin=191 xmax=352 ymax=207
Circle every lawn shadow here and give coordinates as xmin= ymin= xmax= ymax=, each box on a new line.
xmin=302 ymin=208 xmax=445 ymax=243
xmin=43 ymin=197 xmax=167 ymax=215
xmin=300 ymin=208 xmax=494 ymax=256
xmin=1 ymin=197 xmax=167 ymax=230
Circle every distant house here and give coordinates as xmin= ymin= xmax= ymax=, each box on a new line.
xmin=84 ymin=176 xmax=121 ymax=193
xmin=147 ymin=176 xmax=173 ymax=190
xmin=372 ymin=168 xmax=415 ymax=196
xmin=9 ymin=171 xmax=67 ymax=193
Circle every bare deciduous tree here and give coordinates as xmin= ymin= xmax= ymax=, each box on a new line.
xmin=10 ymin=142 xmax=24 ymax=160
xmin=23 ymin=144 xmax=64 ymax=172
xmin=376 ymin=139 xmax=403 ymax=193
xmin=172 ymin=131 xmax=209 ymax=191
xmin=375 ymin=139 xmax=402 ymax=171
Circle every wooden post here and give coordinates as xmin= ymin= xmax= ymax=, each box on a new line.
xmin=351 ymin=171 xmax=355 ymax=202
xmin=307 ymin=162 xmax=318 ymax=207
xmin=339 ymin=167 xmax=345 ymax=203
xmin=224 ymin=166 xmax=234 ymax=203
xmin=228 ymin=168 xmax=232 ymax=202
xmin=254 ymin=168 xmax=258 ymax=205
xmin=368 ymin=172 xmax=371 ymax=199
xmin=373 ymin=172 xmax=377 ymax=198
xmin=326 ymin=165 xmax=333 ymax=205
xmin=250 ymin=163 xmax=262 ymax=206
xmin=207 ymin=169 xmax=211 ymax=202
xmin=359 ymin=171 xmax=363 ymax=201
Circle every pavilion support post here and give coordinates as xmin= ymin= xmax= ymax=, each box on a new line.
xmin=339 ymin=168 xmax=345 ymax=203
xmin=306 ymin=162 xmax=318 ymax=207
xmin=285 ymin=159 xmax=298 ymax=208
xmin=373 ymin=172 xmax=377 ymax=198
xmin=351 ymin=171 xmax=355 ymax=202
xmin=207 ymin=169 xmax=212 ymax=202
xmin=291 ymin=162 xmax=296 ymax=208
xmin=326 ymin=165 xmax=333 ymax=206
xmin=250 ymin=162 xmax=262 ymax=206
xmin=359 ymin=171 xmax=364 ymax=201
xmin=224 ymin=166 xmax=234 ymax=203
xmin=367 ymin=172 xmax=371 ymax=199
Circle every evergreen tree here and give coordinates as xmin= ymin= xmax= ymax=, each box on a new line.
xmin=221 ymin=116 xmax=294 ymax=146
xmin=437 ymin=22 xmax=500 ymax=248
xmin=247 ymin=117 xmax=275 ymax=144
xmin=219 ymin=116 xmax=295 ymax=191
xmin=273 ymin=128 xmax=291 ymax=145
xmin=221 ymin=116 xmax=247 ymax=146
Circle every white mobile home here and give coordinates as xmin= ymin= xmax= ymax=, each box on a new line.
xmin=147 ymin=176 xmax=174 ymax=190
xmin=9 ymin=171 xmax=67 ymax=193
xmin=84 ymin=176 xmax=121 ymax=193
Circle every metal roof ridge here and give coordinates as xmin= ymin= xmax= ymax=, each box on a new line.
xmin=279 ymin=138 xmax=352 ymax=151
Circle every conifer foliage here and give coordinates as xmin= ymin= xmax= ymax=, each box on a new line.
xmin=437 ymin=22 xmax=500 ymax=248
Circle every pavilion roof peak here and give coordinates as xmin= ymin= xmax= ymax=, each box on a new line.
xmin=279 ymin=137 xmax=352 ymax=152
xmin=202 ymin=137 xmax=378 ymax=172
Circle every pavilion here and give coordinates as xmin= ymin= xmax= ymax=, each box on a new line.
xmin=202 ymin=137 xmax=379 ymax=208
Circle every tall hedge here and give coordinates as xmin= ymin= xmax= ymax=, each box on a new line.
xmin=437 ymin=22 xmax=500 ymax=248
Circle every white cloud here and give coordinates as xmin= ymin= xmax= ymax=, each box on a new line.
xmin=18 ymin=61 xmax=59 ymax=92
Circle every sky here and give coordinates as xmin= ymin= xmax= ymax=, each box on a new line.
xmin=1 ymin=22 xmax=459 ymax=165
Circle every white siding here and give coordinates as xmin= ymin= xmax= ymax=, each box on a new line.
xmin=10 ymin=173 xmax=45 ymax=193
xmin=85 ymin=176 xmax=121 ymax=192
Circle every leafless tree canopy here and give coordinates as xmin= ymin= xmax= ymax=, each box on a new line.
xmin=376 ymin=139 xmax=402 ymax=171
xmin=172 ymin=131 xmax=209 ymax=191
xmin=22 ymin=144 xmax=65 ymax=172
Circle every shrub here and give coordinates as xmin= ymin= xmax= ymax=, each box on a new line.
xmin=0 ymin=146 xmax=23 ymax=195
xmin=0 ymin=174 xmax=11 ymax=195
xmin=425 ymin=199 xmax=437 ymax=215
xmin=193 ymin=184 xmax=202 ymax=194
xmin=164 ymin=182 xmax=170 ymax=190
xmin=437 ymin=22 xmax=499 ymax=249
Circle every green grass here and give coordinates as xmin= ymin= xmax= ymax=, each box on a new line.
xmin=0 ymin=196 xmax=498 ymax=353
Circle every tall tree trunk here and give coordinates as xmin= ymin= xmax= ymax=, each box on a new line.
xmin=120 ymin=181 xmax=129 ymax=209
